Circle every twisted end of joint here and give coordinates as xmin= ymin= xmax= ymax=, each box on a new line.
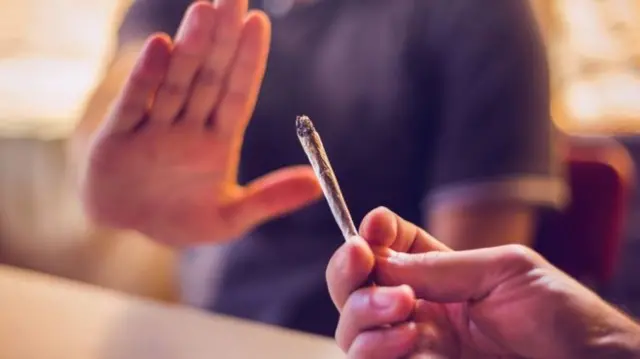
xmin=296 ymin=115 xmax=315 ymax=138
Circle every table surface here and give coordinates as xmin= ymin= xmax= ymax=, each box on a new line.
xmin=0 ymin=265 xmax=343 ymax=359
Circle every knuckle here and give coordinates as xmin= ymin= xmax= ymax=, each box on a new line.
xmin=196 ymin=67 xmax=219 ymax=87
xmin=325 ymin=248 xmax=344 ymax=283
xmin=335 ymin=314 xmax=356 ymax=352
xmin=129 ymin=73 xmax=154 ymax=90
xmin=162 ymin=81 xmax=188 ymax=96
xmin=119 ymin=101 xmax=142 ymax=118
xmin=416 ymin=250 xmax=444 ymax=264
xmin=334 ymin=325 xmax=348 ymax=352
xmin=342 ymin=288 xmax=376 ymax=320
xmin=216 ymin=204 xmax=244 ymax=234
xmin=348 ymin=333 xmax=382 ymax=359
xmin=213 ymin=31 xmax=239 ymax=51
xmin=115 ymin=94 xmax=145 ymax=118
xmin=499 ymin=244 xmax=538 ymax=269
xmin=178 ymin=112 xmax=198 ymax=124
xmin=343 ymin=289 xmax=366 ymax=313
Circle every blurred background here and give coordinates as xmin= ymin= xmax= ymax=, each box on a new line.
xmin=0 ymin=0 xmax=638 ymax=312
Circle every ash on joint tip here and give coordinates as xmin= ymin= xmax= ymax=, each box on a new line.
xmin=296 ymin=115 xmax=315 ymax=138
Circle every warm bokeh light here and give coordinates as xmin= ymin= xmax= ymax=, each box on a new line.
xmin=552 ymin=0 xmax=640 ymax=133
xmin=1 ymin=0 xmax=638 ymax=135
xmin=0 ymin=0 xmax=129 ymax=138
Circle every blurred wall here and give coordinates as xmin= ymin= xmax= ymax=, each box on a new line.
xmin=0 ymin=0 xmax=177 ymax=301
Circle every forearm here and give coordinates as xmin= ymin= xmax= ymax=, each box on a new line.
xmin=584 ymin=320 xmax=640 ymax=359
xmin=568 ymin=297 xmax=640 ymax=359
xmin=612 ymin=330 xmax=640 ymax=359
xmin=621 ymin=325 xmax=640 ymax=359
xmin=427 ymin=202 xmax=534 ymax=250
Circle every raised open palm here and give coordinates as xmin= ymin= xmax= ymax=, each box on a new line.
xmin=81 ymin=0 xmax=321 ymax=246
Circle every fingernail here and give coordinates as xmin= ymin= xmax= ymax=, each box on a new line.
xmin=371 ymin=289 xmax=396 ymax=310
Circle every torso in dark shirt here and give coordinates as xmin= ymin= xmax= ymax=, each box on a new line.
xmin=216 ymin=0 xmax=432 ymax=336
xmin=117 ymin=0 xmax=555 ymax=336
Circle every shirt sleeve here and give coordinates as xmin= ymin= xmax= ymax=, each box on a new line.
xmin=116 ymin=0 xmax=195 ymax=50
xmin=423 ymin=0 xmax=567 ymax=210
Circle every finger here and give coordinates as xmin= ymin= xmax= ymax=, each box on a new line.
xmin=326 ymin=237 xmax=375 ymax=310
xmin=375 ymin=244 xmax=545 ymax=303
xmin=214 ymin=0 xmax=249 ymax=20
xmin=149 ymin=2 xmax=217 ymax=125
xmin=347 ymin=322 xmax=418 ymax=359
xmin=214 ymin=10 xmax=270 ymax=139
xmin=336 ymin=285 xmax=415 ymax=352
xmin=411 ymin=300 xmax=463 ymax=357
xmin=220 ymin=165 xmax=321 ymax=233
xmin=360 ymin=207 xmax=450 ymax=254
xmin=182 ymin=0 xmax=248 ymax=126
xmin=105 ymin=34 xmax=172 ymax=133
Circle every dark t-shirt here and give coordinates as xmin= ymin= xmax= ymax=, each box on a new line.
xmin=117 ymin=0 xmax=565 ymax=336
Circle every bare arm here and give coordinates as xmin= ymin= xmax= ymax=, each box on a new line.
xmin=428 ymin=203 xmax=534 ymax=250
xmin=421 ymin=0 xmax=566 ymax=250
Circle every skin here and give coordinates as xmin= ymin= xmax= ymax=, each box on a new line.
xmin=326 ymin=207 xmax=640 ymax=359
xmin=427 ymin=203 xmax=534 ymax=251
xmin=79 ymin=0 xmax=322 ymax=246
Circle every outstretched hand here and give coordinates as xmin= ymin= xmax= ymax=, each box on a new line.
xmin=81 ymin=0 xmax=321 ymax=246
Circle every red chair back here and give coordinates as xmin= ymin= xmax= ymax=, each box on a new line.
xmin=536 ymin=136 xmax=634 ymax=285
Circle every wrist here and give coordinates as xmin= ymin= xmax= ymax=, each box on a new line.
xmin=622 ymin=323 xmax=640 ymax=359
xmin=584 ymin=320 xmax=640 ymax=359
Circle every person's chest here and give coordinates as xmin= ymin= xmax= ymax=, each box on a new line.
xmin=240 ymin=0 xmax=435 ymax=224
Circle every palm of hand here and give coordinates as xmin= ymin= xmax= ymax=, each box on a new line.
xmin=407 ymin=300 xmax=516 ymax=359
xmin=86 ymin=127 xmax=242 ymax=244
xmin=80 ymin=2 xmax=320 ymax=246
xmin=386 ymin=252 xmax=586 ymax=359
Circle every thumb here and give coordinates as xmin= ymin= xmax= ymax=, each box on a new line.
xmin=225 ymin=165 xmax=322 ymax=230
xmin=374 ymin=244 xmax=544 ymax=303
